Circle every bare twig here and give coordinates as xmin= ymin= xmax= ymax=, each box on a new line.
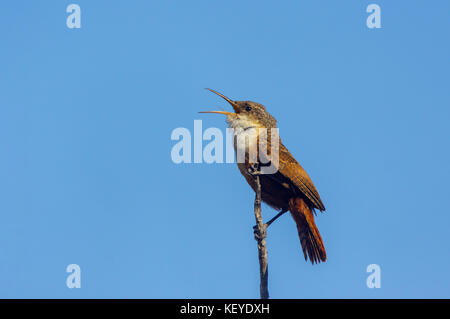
xmin=253 ymin=172 xmax=269 ymax=299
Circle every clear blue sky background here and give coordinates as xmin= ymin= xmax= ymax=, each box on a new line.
xmin=1 ymin=1 xmax=449 ymax=298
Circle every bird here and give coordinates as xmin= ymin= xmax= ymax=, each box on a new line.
xmin=200 ymin=88 xmax=327 ymax=264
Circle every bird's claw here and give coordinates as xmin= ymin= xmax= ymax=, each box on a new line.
xmin=248 ymin=164 xmax=261 ymax=176
xmin=253 ymin=224 xmax=267 ymax=241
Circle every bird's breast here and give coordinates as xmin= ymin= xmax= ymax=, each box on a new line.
xmin=232 ymin=127 xmax=259 ymax=155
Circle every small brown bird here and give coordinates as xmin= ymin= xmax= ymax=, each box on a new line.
xmin=201 ymin=89 xmax=327 ymax=264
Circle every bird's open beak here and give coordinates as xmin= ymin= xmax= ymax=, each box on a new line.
xmin=199 ymin=88 xmax=240 ymax=116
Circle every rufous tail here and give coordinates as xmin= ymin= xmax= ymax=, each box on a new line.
xmin=288 ymin=197 xmax=327 ymax=264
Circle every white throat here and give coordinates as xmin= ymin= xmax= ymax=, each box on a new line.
xmin=226 ymin=114 xmax=259 ymax=156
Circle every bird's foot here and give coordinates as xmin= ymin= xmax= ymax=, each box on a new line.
xmin=253 ymin=223 xmax=267 ymax=241
xmin=248 ymin=163 xmax=261 ymax=176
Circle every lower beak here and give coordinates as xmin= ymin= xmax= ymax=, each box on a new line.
xmin=198 ymin=110 xmax=236 ymax=116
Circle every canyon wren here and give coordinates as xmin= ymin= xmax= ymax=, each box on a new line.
xmin=200 ymin=88 xmax=327 ymax=264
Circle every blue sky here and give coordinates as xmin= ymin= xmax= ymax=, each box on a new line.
xmin=1 ymin=1 xmax=449 ymax=298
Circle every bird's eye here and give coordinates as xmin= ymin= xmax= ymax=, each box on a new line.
xmin=245 ymin=106 xmax=252 ymax=112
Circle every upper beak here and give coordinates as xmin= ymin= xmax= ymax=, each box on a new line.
xmin=199 ymin=88 xmax=240 ymax=116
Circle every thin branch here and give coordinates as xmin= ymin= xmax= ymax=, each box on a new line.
xmin=253 ymin=173 xmax=269 ymax=299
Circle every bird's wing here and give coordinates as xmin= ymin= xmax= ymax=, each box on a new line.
xmin=267 ymin=138 xmax=325 ymax=211
xmin=275 ymin=141 xmax=325 ymax=211
xmin=256 ymin=129 xmax=325 ymax=211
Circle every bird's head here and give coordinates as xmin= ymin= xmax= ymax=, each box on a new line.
xmin=200 ymin=88 xmax=277 ymax=130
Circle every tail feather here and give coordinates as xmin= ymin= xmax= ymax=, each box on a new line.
xmin=288 ymin=198 xmax=326 ymax=264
